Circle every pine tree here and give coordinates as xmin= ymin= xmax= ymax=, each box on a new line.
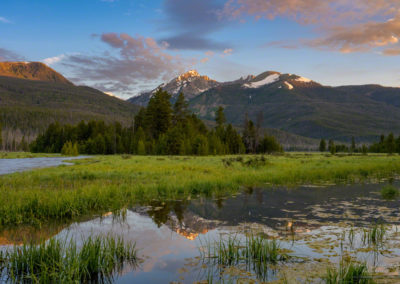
xmin=351 ymin=137 xmax=356 ymax=152
xmin=319 ymin=139 xmax=326 ymax=152
xmin=215 ymin=106 xmax=226 ymax=129
xmin=328 ymin=139 xmax=336 ymax=154
xmin=386 ymin=133 xmax=396 ymax=154
xmin=145 ymin=89 xmax=172 ymax=139
xmin=173 ymin=92 xmax=189 ymax=126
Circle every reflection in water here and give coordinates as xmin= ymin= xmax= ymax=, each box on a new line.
xmin=1 ymin=183 xmax=400 ymax=283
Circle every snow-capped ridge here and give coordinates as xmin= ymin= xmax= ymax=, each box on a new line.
xmin=295 ymin=76 xmax=312 ymax=83
xmin=243 ymin=73 xmax=280 ymax=88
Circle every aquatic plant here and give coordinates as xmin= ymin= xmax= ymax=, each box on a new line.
xmin=199 ymin=234 xmax=288 ymax=281
xmin=362 ymin=224 xmax=386 ymax=248
xmin=0 ymin=235 xmax=138 ymax=283
xmin=324 ymin=261 xmax=374 ymax=284
xmin=200 ymin=234 xmax=289 ymax=266
xmin=380 ymin=185 xmax=399 ymax=200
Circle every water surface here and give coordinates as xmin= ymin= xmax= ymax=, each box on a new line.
xmin=0 ymin=156 xmax=88 ymax=175
xmin=1 ymin=183 xmax=400 ymax=283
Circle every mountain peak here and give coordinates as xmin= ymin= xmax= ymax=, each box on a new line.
xmin=176 ymin=70 xmax=213 ymax=82
xmin=0 ymin=61 xmax=72 ymax=85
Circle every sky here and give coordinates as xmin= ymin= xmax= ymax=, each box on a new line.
xmin=1 ymin=0 xmax=400 ymax=99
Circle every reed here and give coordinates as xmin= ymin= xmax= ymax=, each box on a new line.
xmin=0 ymin=235 xmax=137 ymax=283
xmin=324 ymin=261 xmax=374 ymax=284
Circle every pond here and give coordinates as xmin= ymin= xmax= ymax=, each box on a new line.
xmin=0 ymin=156 xmax=88 ymax=175
xmin=1 ymin=183 xmax=400 ymax=283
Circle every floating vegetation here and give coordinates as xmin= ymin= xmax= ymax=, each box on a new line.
xmin=0 ymin=235 xmax=138 ymax=283
xmin=324 ymin=260 xmax=374 ymax=284
xmin=380 ymin=185 xmax=399 ymax=200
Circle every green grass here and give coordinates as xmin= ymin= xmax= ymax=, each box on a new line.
xmin=380 ymin=185 xmax=399 ymax=200
xmin=0 ymin=152 xmax=62 ymax=159
xmin=1 ymin=153 xmax=400 ymax=227
xmin=0 ymin=235 xmax=137 ymax=283
xmin=324 ymin=261 xmax=374 ymax=284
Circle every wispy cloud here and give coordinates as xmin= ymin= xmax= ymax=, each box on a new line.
xmin=0 ymin=17 xmax=10 ymax=24
xmin=223 ymin=0 xmax=400 ymax=55
xmin=0 ymin=47 xmax=24 ymax=61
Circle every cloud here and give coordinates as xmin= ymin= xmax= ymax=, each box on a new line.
xmin=200 ymin=51 xmax=215 ymax=64
xmin=43 ymin=54 xmax=67 ymax=66
xmin=0 ymin=47 xmax=25 ymax=61
xmin=159 ymin=0 xmax=229 ymax=51
xmin=0 ymin=17 xmax=10 ymax=24
xmin=224 ymin=0 xmax=400 ymax=55
xmin=62 ymin=33 xmax=194 ymax=97
xmin=307 ymin=18 xmax=400 ymax=53
xmin=223 ymin=48 xmax=233 ymax=55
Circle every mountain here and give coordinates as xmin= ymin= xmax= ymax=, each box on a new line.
xmin=129 ymin=70 xmax=400 ymax=142
xmin=189 ymin=71 xmax=400 ymax=141
xmin=0 ymin=64 xmax=139 ymax=150
xmin=128 ymin=70 xmax=220 ymax=106
xmin=0 ymin=62 xmax=72 ymax=85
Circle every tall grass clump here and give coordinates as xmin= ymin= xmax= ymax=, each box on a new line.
xmin=362 ymin=224 xmax=386 ymax=248
xmin=200 ymin=234 xmax=289 ymax=280
xmin=0 ymin=235 xmax=137 ymax=283
xmin=201 ymin=235 xmax=288 ymax=265
xmin=324 ymin=261 xmax=374 ymax=284
xmin=380 ymin=185 xmax=399 ymax=200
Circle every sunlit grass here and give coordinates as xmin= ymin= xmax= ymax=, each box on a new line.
xmin=0 ymin=153 xmax=399 ymax=226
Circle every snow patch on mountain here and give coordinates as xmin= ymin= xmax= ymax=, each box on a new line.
xmin=295 ymin=76 xmax=312 ymax=83
xmin=284 ymin=81 xmax=294 ymax=90
xmin=243 ymin=74 xmax=280 ymax=88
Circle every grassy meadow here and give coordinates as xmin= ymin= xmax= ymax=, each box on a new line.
xmin=1 ymin=153 xmax=400 ymax=227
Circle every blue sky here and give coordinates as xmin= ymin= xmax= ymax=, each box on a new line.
xmin=1 ymin=0 xmax=400 ymax=98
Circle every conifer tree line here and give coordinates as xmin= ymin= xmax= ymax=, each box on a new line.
xmin=319 ymin=133 xmax=400 ymax=154
xmin=31 ymin=90 xmax=282 ymax=155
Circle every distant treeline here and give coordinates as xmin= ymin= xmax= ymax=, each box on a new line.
xmin=30 ymin=90 xmax=282 ymax=155
xmin=319 ymin=134 xmax=400 ymax=154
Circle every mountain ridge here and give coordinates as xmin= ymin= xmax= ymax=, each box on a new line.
xmin=128 ymin=70 xmax=400 ymax=142
xmin=0 ymin=62 xmax=72 ymax=85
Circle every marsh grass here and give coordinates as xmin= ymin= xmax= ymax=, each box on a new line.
xmin=380 ymin=185 xmax=399 ymax=200
xmin=324 ymin=261 xmax=374 ymax=284
xmin=1 ymin=153 xmax=400 ymax=226
xmin=362 ymin=224 xmax=386 ymax=248
xmin=0 ymin=235 xmax=137 ymax=283
xmin=199 ymin=234 xmax=289 ymax=280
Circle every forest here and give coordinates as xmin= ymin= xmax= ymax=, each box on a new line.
xmin=30 ymin=89 xmax=282 ymax=155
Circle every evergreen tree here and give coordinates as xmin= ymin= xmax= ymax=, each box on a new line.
xmin=173 ymin=92 xmax=189 ymax=126
xmin=134 ymin=107 xmax=147 ymax=132
xmin=145 ymin=89 xmax=172 ymax=139
xmin=215 ymin=106 xmax=226 ymax=129
xmin=386 ymin=133 xmax=396 ymax=154
xmin=328 ymin=139 xmax=336 ymax=154
xmin=319 ymin=139 xmax=326 ymax=152
xmin=351 ymin=137 xmax=356 ymax=153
